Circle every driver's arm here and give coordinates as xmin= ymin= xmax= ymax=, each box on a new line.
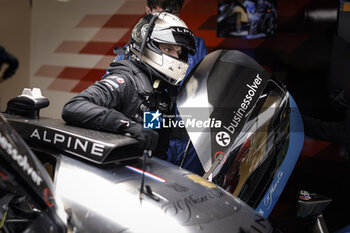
xmin=62 ymin=75 xmax=132 ymax=133
xmin=62 ymin=75 xmax=158 ymax=151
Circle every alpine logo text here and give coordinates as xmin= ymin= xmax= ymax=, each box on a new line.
xmin=30 ymin=128 xmax=105 ymax=157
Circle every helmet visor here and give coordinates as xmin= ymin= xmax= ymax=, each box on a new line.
xmin=151 ymin=26 xmax=196 ymax=56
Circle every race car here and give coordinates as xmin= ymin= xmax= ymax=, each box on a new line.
xmin=0 ymin=50 xmax=304 ymax=232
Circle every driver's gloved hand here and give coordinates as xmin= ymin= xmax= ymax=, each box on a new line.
xmin=124 ymin=123 xmax=158 ymax=152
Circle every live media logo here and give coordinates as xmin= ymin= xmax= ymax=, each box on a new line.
xmin=143 ymin=111 xmax=161 ymax=129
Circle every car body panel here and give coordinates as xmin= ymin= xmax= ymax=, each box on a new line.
xmin=2 ymin=112 xmax=273 ymax=233
xmin=255 ymin=95 xmax=304 ymax=217
xmin=176 ymin=50 xmax=304 ymax=217
xmin=0 ymin=49 xmax=304 ymax=232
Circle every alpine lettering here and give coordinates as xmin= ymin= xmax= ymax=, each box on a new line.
xmin=30 ymin=128 xmax=105 ymax=157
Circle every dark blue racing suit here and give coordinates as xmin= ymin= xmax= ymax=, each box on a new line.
xmin=108 ymin=36 xmax=208 ymax=175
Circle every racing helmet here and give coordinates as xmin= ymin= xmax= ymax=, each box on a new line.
xmin=127 ymin=12 xmax=196 ymax=85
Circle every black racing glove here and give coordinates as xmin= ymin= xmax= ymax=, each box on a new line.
xmin=124 ymin=123 xmax=158 ymax=152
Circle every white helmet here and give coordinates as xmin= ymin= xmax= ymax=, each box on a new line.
xmin=127 ymin=12 xmax=196 ymax=85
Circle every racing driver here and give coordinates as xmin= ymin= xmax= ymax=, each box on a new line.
xmin=61 ymin=12 xmax=196 ymax=159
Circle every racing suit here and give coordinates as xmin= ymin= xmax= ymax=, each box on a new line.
xmin=62 ymin=60 xmax=175 ymax=158
xmin=167 ymin=36 xmax=208 ymax=175
xmin=108 ymin=36 xmax=208 ymax=175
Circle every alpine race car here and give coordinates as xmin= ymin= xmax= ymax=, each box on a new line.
xmin=0 ymin=49 xmax=304 ymax=233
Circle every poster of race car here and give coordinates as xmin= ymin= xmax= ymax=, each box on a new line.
xmin=217 ymin=0 xmax=277 ymax=39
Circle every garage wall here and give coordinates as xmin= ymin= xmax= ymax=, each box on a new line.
xmin=0 ymin=0 xmax=31 ymax=113
xmin=1 ymin=0 xmax=167 ymax=118
xmin=30 ymin=0 xmax=146 ymax=118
